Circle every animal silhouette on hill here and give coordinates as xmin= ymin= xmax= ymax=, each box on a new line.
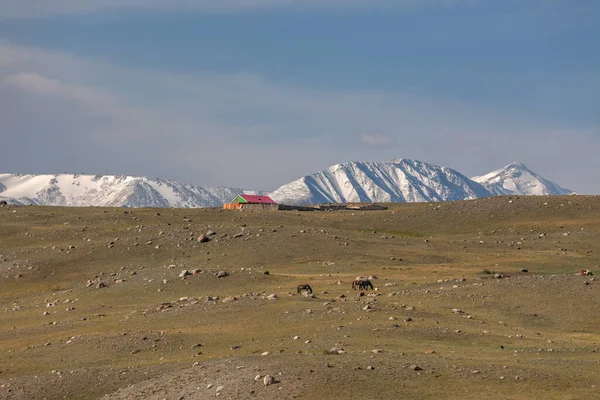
xmin=352 ymin=279 xmax=373 ymax=290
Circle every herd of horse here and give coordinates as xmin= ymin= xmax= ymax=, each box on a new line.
xmin=297 ymin=278 xmax=373 ymax=295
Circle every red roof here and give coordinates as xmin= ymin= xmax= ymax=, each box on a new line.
xmin=239 ymin=194 xmax=276 ymax=204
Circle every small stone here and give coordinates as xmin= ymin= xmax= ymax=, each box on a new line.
xmin=263 ymin=375 xmax=276 ymax=386
xmin=222 ymin=296 xmax=238 ymax=303
xmin=198 ymin=234 xmax=211 ymax=243
xmin=261 ymin=351 xmax=270 ymax=356
xmin=179 ymin=270 xmax=191 ymax=278
xmin=411 ymin=365 xmax=423 ymax=371
xmin=217 ymin=271 xmax=229 ymax=278
xmin=367 ymin=365 xmax=374 ymax=370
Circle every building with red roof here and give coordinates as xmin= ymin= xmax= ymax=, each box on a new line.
xmin=223 ymin=194 xmax=278 ymax=210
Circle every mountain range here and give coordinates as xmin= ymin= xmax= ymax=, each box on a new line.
xmin=0 ymin=159 xmax=573 ymax=208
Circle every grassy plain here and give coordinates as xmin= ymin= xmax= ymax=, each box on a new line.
xmin=1 ymin=195 xmax=599 ymax=399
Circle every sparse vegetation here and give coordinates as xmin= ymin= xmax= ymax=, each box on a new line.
xmin=1 ymin=195 xmax=599 ymax=399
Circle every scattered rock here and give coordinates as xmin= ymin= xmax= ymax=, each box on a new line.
xmin=411 ymin=365 xmax=423 ymax=371
xmin=263 ymin=375 xmax=276 ymax=386
xmin=222 ymin=296 xmax=238 ymax=303
xmin=328 ymin=347 xmax=345 ymax=354
xmin=217 ymin=271 xmax=229 ymax=278
xmin=267 ymin=294 xmax=278 ymax=300
xmin=179 ymin=270 xmax=191 ymax=278
xmin=197 ymin=234 xmax=211 ymax=243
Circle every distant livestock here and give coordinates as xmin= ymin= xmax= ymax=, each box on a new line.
xmin=0 ymin=200 xmax=7 ymax=206
xmin=579 ymin=269 xmax=593 ymax=276
xmin=297 ymin=284 xmax=313 ymax=294
xmin=352 ymin=279 xmax=373 ymax=291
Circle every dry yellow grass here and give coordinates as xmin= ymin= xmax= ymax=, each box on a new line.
xmin=1 ymin=195 xmax=599 ymax=399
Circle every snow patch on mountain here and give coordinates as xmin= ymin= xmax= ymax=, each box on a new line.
xmin=0 ymin=173 xmax=258 ymax=208
xmin=471 ymin=163 xmax=573 ymax=196
xmin=269 ymin=159 xmax=492 ymax=205
xmin=0 ymin=160 xmax=574 ymax=208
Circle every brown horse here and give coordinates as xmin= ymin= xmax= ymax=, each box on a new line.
xmin=297 ymin=284 xmax=313 ymax=294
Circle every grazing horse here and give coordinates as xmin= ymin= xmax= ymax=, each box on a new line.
xmin=352 ymin=279 xmax=373 ymax=290
xmin=297 ymin=284 xmax=313 ymax=294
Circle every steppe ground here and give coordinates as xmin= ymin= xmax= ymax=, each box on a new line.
xmin=1 ymin=195 xmax=599 ymax=400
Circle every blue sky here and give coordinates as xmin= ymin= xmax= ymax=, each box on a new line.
xmin=1 ymin=0 xmax=599 ymax=192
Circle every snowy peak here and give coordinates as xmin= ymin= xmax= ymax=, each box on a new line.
xmin=472 ymin=162 xmax=573 ymax=196
xmin=0 ymin=173 xmax=258 ymax=208
xmin=269 ymin=159 xmax=491 ymax=206
xmin=0 ymin=160 xmax=574 ymax=208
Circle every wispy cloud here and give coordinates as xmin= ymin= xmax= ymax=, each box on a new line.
xmin=359 ymin=132 xmax=393 ymax=147
xmin=0 ymin=0 xmax=516 ymax=18
xmin=0 ymin=42 xmax=597 ymax=193
xmin=0 ymin=0 xmax=380 ymax=18
xmin=4 ymin=72 xmax=118 ymax=109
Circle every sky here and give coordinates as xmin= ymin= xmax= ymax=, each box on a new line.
xmin=1 ymin=0 xmax=599 ymax=193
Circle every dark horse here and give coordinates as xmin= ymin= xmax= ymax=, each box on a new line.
xmin=352 ymin=279 xmax=373 ymax=290
xmin=297 ymin=284 xmax=313 ymax=294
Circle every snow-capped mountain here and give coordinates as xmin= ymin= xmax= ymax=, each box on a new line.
xmin=0 ymin=160 xmax=573 ymax=208
xmin=0 ymin=173 xmax=257 ymax=208
xmin=269 ymin=159 xmax=492 ymax=206
xmin=471 ymin=162 xmax=573 ymax=196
